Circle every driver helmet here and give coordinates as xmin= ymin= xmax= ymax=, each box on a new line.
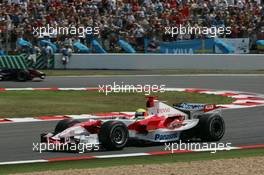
xmin=135 ymin=108 xmax=147 ymax=118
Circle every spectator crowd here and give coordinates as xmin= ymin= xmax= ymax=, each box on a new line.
xmin=0 ymin=0 xmax=263 ymax=53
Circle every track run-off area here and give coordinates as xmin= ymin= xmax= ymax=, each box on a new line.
xmin=0 ymin=74 xmax=264 ymax=164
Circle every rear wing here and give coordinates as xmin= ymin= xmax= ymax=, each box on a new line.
xmin=173 ymin=103 xmax=220 ymax=112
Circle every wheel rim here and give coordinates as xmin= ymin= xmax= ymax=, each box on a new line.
xmin=112 ymin=126 xmax=126 ymax=145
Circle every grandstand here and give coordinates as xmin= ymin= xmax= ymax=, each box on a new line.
xmin=0 ymin=0 xmax=263 ymax=54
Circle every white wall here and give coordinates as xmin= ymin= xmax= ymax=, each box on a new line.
xmin=54 ymin=54 xmax=264 ymax=70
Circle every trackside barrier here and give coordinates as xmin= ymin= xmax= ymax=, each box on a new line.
xmin=0 ymin=54 xmax=55 ymax=69
xmin=54 ymin=54 xmax=264 ymax=70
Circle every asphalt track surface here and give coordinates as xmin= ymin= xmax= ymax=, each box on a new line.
xmin=0 ymin=75 xmax=264 ymax=162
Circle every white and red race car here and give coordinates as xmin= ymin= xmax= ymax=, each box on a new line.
xmin=41 ymin=96 xmax=225 ymax=151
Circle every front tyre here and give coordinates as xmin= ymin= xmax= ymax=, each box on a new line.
xmin=198 ymin=114 xmax=225 ymax=142
xmin=99 ymin=121 xmax=128 ymax=150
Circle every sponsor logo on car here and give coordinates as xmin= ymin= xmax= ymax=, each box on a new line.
xmin=157 ymin=108 xmax=170 ymax=113
xmin=175 ymin=103 xmax=205 ymax=110
xmin=154 ymin=133 xmax=178 ymax=141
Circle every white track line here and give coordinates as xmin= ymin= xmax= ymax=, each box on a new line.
xmin=0 ymin=145 xmax=263 ymax=165
xmin=0 ymin=159 xmax=48 ymax=165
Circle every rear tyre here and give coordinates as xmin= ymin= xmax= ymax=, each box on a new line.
xmin=17 ymin=70 xmax=30 ymax=81
xmin=54 ymin=119 xmax=80 ymax=134
xmin=99 ymin=121 xmax=128 ymax=150
xmin=198 ymin=114 xmax=225 ymax=142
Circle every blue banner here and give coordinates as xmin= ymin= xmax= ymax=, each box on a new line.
xmin=0 ymin=49 xmax=5 ymax=56
xmin=214 ymin=38 xmax=234 ymax=54
xmin=73 ymin=42 xmax=91 ymax=53
xmin=256 ymin=40 xmax=264 ymax=50
xmin=91 ymin=39 xmax=107 ymax=53
xmin=40 ymin=39 xmax=58 ymax=53
xmin=159 ymin=39 xmax=214 ymax=54
xmin=118 ymin=39 xmax=136 ymax=53
xmin=17 ymin=38 xmax=33 ymax=48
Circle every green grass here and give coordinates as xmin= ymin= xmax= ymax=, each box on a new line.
xmin=0 ymin=91 xmax=234 ymax=118
xmin=44 ymin=69 xmax=264 ymax=76
xmin=0 ymin=148 xmax=263 ymax=174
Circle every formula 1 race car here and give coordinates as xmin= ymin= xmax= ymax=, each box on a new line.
xmin=41 ymin=96 xmax=225 ymax=151
xmin=0 ymin=68 xmax=45 ymax=81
